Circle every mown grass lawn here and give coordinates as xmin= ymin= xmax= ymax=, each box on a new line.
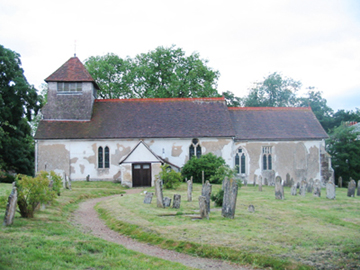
xmin=96 ymin=183 xmax=360 ymax=270
xmin=0 ymin=182 xmax=191 ymax=270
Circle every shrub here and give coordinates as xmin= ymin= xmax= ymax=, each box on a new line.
xmin=38 ymin=171 xmax=62 ymax=196
xmin=181 ymin=153 xmax=226 ymax=183
xmin=211 ymin=189 xmax=224 ymax=207
xmin=16 ymin=173 xmax=57 ymax=218
xmin=158 ymin=165 xmax=182 ymax=189
xmin=0 ymin=170 xmax=16 ymax=184
xmin=209 ymin=165 xmax=237 ymax=184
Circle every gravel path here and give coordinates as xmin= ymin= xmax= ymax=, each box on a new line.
xmin=72 ymin=189 xmax=252 ymax=270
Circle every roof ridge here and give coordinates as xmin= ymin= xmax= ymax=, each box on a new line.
xmin=228 ymin=106 xmax=312 ymax=111
xmin=95 ymin=97 xmax=225 ymax=103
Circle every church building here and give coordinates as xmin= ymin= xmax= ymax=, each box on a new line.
xmin=34 ymin=56 xmax=333 ymax=187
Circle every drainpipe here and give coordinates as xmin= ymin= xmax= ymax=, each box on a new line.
xmin=34 ymin=140 xmax=38 ymax=175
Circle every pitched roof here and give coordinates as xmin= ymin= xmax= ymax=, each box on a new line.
xmin=35 ymin=97 xmax=235 ymax=140
xmin=45 ymin=57 xmax=99 ymax=88
xmin=228 ymin=107 xmax=328 ymax=141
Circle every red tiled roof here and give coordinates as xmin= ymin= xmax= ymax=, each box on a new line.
xmin=229 ymin=106 xmax=328 ymax=140
xmin=35 ymin=98 xmax=235 ymax=139
xmin=45 ymin=57 xmax=96 ymax=84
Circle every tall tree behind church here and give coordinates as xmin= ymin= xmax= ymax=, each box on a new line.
xmin=85 ymin=45 xmax=220 ymax=99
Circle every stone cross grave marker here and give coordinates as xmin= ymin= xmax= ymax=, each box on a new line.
xmin=326 ymin=182 xmax=336 ymax=200
xmin=173 ymin=194 xmax=181 ymax=209
xmin=3 ymin=182 xmax=17 ymax=226
xmin=258 ymin=175 xmax=263 ymax=191
xmin=199 ymin=196 xmax=209 ymax=219
xmin=222 ymin=177 xmax=238 ymax=219
xmin=143 ymin=192 xmax=154 ymax=204
xmin=300 ymin=180 xmax=307 ymax=196
xmin=307 ymin=178 xmax=314 ymax=193
xmin=187 ymin=176 xmax=193 ymax=202
xmin=201 ymin=180 xmax=212 ymax=213
xmin=275 ymin=176 xmax=284 ymax=200
xmin=155 ymin=177 xmax=164 ymax=208
xmin=313 ymin=179 xmax=321 ymax=197
xmin=163 ymin=196 xmax=172 ymax=207
xmin=347 ymin=179 xmax=356 ymax=197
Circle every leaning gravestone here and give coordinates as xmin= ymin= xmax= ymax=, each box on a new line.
xmin=275 ymin=176 xmax=284 ymax=200
xmin=357 ymin=180 xmax=360 ymax=196
xmin=307 ymin=178 xmax=314 ymax=193
xmin=258 ymin=176 xmax=263 ymax=191
xmin=347 ymin=179 xmax=356 ymax=197
xmin=222 ymin=177 xmax=239 ymax=219
xmin=155 ymin=177 xmax=164 ymax=208
xmin=338 ymin=176 xmax=343 ymax=188
xmin=326 ymin=182 xmax=336 ymax=200
xmin=199 ymin=196 xmax=209 ymax=220
xmin=300 ymin=180 xmax=307 ymax=196
xmin=313 ymin=179 xmax=321 ymax=197
xmin=143 ymin=192 xmax=154 ymax=204
xmin=187 ymin=177 xmax=193 ymax=202
xmin=173 ymin=194 xmax=181 ymax=209
xmin=201 ymin=180 xmax=212 ymax=213
xmin=3 ymin=182 xmax=17 ymax=226
xmin=291 ymin=184 xmax=297 ymax=196
xmin=163 ymin=197 xmax=172 ymax=207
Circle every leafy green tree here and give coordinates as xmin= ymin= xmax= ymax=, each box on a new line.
xmin=328 ymin=109 xmax=360 ymax=131
xmin=158 ymin=165 xmax=182 ymax=189
xmin=242 ymin=72 xmax=301 ymax=107
xmin=0 ymin=45 xmax=42 ymax=175
xmin=222 ymin=91 xmax=242 ymax=107
xmin=326 ymin=124 xmax=360 ymax=186
xmin=85 ymin=45 xmax=220 ymax=99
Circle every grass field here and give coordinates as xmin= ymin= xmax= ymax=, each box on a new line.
xmin=0 ymin=182 xmax=191 ymax=270
xmin=96 ymin=183 xmax=360 ymax=270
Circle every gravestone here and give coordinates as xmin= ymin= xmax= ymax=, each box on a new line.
xmin=300 ymin=180 xmax=307 ymax=196
xmin=187 ymin=177 xmax=193 ymax=202
xmin=3 ymin=182 xmax=17 ymax=226
xmin=173 ymin=194 xmax=181 ymax=209
xmin=307 ymin=178 xmax=314 ymax=193
xmin=290 ymin=178 xmax=294 ymax=187
xmin=163 ymin=197 xmax=172 ymax=207
xmin=313 ymin=179 xmax=321 ymax=197
xmin=357 ymin=180 xmax=360 ymax=196
xmin=243 ymin=179 xmax=247 ymax=186
xmin=86 ymin=175 xmax=90 ymax=182
xmin=222 ymin=177 xmax=238 ymax=219
xmin=285 ymin=173 xmax=291 ymax=187
xmin=67 ymin=176 xmax=72 ymax=190
xmin=258 ymin=176 xmax=263 ymax=192
xmin=248 ymin=205 xmax=255 ymax=213
xmin=63 ymin=173 xmax=67 ymax=188
xmin=264 ymin=178 xmax=268 ymax=186
xmin=201 ymin=180 xmax=212 ymax=213
xmin=338 ymin=176 xmax=342 ymax=188
xmin=326 ymin=182 xmax=336 ymax=200
xmin=199 ymin=196 xmax=209 ymax=219
xmin=253 ymin=175 xmax=257 ymax=186
xmin=155 ymin=177 xmax=164 ymax=208
xmin=275 ymin=176 xmax=284 ymax=200
xmin=143 ymin=192 xmax=154 ymax=204
xmin=347 ymin=179 xmax=356 ymax=197
xmin=202 ymin=171 xmax=205 ymax=185
xmin=291 ymin=184 xmax=297 ymax=196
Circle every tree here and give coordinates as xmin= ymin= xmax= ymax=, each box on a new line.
xmin=222 ymin=90 xmax=242 ymax=107
xmin=0 ymin=45 xmax=42 ymax=175
xmin=326 ymin=124 xmax=360 ymax=186
xmin=242 ymin=72 xmax=301 ymax=107
xmin=85 ymin=45 xmax=220 ymax=99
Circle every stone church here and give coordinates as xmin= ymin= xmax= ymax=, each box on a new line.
xmin=34 ymin=56 xmax=333 ymax=187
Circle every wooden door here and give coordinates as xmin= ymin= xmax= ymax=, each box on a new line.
xmin=132 ymin=163 xmax=151 ymax=187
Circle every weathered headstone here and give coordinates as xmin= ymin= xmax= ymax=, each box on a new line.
xmin=173 ymin=194 xmax=181 ymax=209
xmin=187 ymin=176 xmax=193 ymax=202
xmin=163 ymin=196 xmax=172 ymax=207
xmin=264 ymin=178 xmax=268 ymax=186
xmin=201 ymin=180 xmax=212 ymax=213
xmin=67 ymin=176 xmax=72 ymax=190
xmin=290 ymin=177 xmax=294 ymax=187
xmin=86 ymin=175 xmax=90 ymax=182
xmin=258 ymin=176 xmax=263 ymax=192
xmin=300 ymin=180 xmax=307 ymax=196
xmin=63 ymin=173 xmax=67 ymax=188
xmin=285 ymin=173 xmax=291 ymax=187
xmin=143 ymin=192 xmax=154 ymax=204
xmin=202 ymin=171 xmax=205 ymax=185
xmin=357 ymin=180 xmax=360 ymax=196
xmin=253 ymin=175 xmax=257 ymax=186
xmin=222 ymin=177 xmax=238 ymax=219
xmin=291 ymin=184 xmax=297 ymax=196
xmin=326 ymin=182 xmax=336 ymax=200
xmin=155 ymin=177 xmax=164 ymax=208
xmin=3 ymin=182 xmax=17 ymax=226
xmin=338 ymin=176 xmax=343 ymax=188
xmin=347 ymin=179 xmax=356 ymax=197
xmin=275 ymin=176 xmax=284 ymax=200
xmin=199 ymin=196 xmax=209 ymax=219
xmin=307 ymin=178 xmax=314 ymax=193
xmin=313 ymin=179 xmax=321 ymax=197
xmin=248 ymin=205 xmax=255 ymax=213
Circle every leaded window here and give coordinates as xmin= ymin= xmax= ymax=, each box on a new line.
xmin=262 ymin=146 xmax=272 ymax=170
xmin=98 ymin=147 xmax=103 ymax=168
xmin=189 ymin=138 xmax=201 ymax=159
xmin=235 ymin=148 xmax=246 ymax=174
xmin=98 ymin=146 xmax=110 ymax=169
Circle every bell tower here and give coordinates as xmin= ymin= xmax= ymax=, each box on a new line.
xmin=41 ymin=56 xmax=99 ymax=120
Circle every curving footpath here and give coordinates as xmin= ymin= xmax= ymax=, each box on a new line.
xmin=72 ymin=189 xmax=252 ymax=270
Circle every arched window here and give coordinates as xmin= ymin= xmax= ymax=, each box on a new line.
xmin=189 ymin=138 xmax=201 ymax=159
xmin=262 ymin=146 xmax=272 ymax=171
xmin=104 ymin=146 xmax=110 ymax=168
xmin=235 ymin=148 xmax=246 ymax=174
xmin=98 ymin=147 xmax=103 ymax=168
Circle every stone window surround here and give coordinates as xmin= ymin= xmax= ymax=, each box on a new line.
xmin=98 ymin=146 xmax=110 ymax=169
xmin=235 ymin=147 xmax=246 ymax=174
xmin=189 ymin=138 xmax=202 ymax=159
xmin=262 ymin=146 xmax=272 ymax=170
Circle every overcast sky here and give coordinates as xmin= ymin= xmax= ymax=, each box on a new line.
xmin=1 ymin=0 xmax=359 ymax=111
